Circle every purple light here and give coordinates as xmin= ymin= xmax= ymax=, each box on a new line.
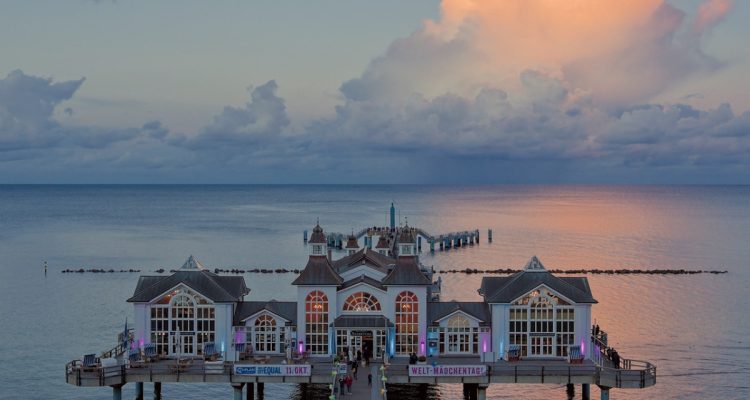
xmin=298 ymin=340 xmax=305 ymax=354
xmin=581 ymin=339 xmax=585 ymax=355
xmin=482 ymin=337 xmax=488 ymax=353
xmin=420 ymin=340 xmax=425 ymax=355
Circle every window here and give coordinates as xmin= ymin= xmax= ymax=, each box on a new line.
xmin=343 ymin=292 xmax=381 ymax=312
xmin=509 ymin=308 xmax=528 ymax=357
xmin=395 ymin=291 xmax=419 ymax=355
xmin=447 ymin=314 xmax=471 ymax=353
xmin=312 ymin=244 xmax=323 ymax=255
xmin=509 ymin=288 xmax=575 ymax=358
xmin=400 ymin=245 xmax=412 ymax=255
xmin=254 ymin=315 xmax=277 ymax=353
xmin=149 ymin=287 xmax=214 ymax=356
xmin=305 ymin=290 xmax=329 ymax=354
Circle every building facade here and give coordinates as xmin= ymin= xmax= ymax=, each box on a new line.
xmin=129 ymin=225 xmax=596 ymax=362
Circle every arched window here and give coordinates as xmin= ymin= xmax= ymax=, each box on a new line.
xmin=395 ymin=291 xmax=419 ymax=355
xmin=446 ymin=314 xmax=471 ymax=353
xmin=343 ymin=292 xmax=381 ymax=312
xmin=305 ymin=290 xmax=329 ymax=354
xmin=254 ymin=314 xmax=277 ymax=353
xmin=509 ymin=288 xmax=574 ymax=358
xmin=150 ymin=287 xmax=214 ymax=356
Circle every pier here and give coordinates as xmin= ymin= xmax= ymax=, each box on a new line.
xmin=66 ymin=329 xmax=655 ymax=399
xmin=64 ymin=225 xmax=656 ymax=399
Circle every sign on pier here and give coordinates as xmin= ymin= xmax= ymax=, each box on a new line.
xmin=408 ymin=365 xmax=487 ymax=377
xmin=234 ymin=364 xmax=312 ymax=377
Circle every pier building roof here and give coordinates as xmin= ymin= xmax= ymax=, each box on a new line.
xmin=308 ymin=223 xmax=326 ymax=244
xmin=128 ymin=257 xmax=249 ymax=303
xmin=479 ymin=256 xmax=596 ymax=304
xmin=345 ymin=234 xmax=359 ymax=249
xmin=333 ymin=248 xmax=393 ymax=273
xmin=234 ymin=300 xmax=297 ymax=324
xmin=397 ymin=227 xmax=416 ymax=244
xmin=292 ymin=255 xmax=343 ymax=286
xmin=375 ymin=235 xmax=389 ymax=249
xmin=382 ymin=256 xmax=431 ymax=286
xmin=427 ymin=301 xmax=490 ymax=326
xmin=339 ymin=275 xmax=386 ymax=291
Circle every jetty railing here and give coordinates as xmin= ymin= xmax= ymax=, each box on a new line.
xmin=598 ymin=359 xmax=656 ymax=388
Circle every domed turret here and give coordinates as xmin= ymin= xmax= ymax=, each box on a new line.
xmin=345 ymin=233 xmax=359 ymax=255
xmin=308 ymin=222 xmax=327 ymax=257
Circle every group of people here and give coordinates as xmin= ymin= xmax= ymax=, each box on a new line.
xmin=605 ymin=347 xmax=621 ymax=369
xmin=337 ymin=375 xmax=354 ymax=396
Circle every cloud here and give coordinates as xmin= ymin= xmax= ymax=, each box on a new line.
xmin=0 ymin=1 xmax=748 ymax=183
xmin=0 ymin=70 xmax=175 ymax=159
xmin=187 ymin=80 xmax=289 ymax=150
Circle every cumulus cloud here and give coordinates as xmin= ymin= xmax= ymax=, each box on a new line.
xmin=187 ymin=80 xmax=289 ymax=150
xmin=1 ymin=0 xmax=748 ymax=183
xmin=0 ymin=70 xmax=176 ymax=160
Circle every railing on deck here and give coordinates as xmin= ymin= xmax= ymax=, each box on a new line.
xmin=101 ymin=329 xmax=134 ymax=359
xmin=598 ymin=359 xmax=657 ymax=388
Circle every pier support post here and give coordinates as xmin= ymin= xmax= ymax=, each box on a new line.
xmin=430 ymin=239 xmax=435 ymax=252
xmin=111 ymin=384 xmax=123 ymax=400
xmin=418 ymin=236 xmax=422 ymax=252
xmin=153 ymin=382 xmax=161 ymax=400
xmin=488 ymin=229 xmax=493 ymax=242
xmin=598 ymin=386 xmax=610 ymax=400
xmin=135 ymin=382 xmax=143 ymax=400
xmin=566 ymin=383 xmax=574 ymax=398
xmin=257 ymin=382 xmax=264 ymax=398
xmin=246 ymin=382 xmax=255 ymax=400
xmin=477 ymin=384 xmax=488 ymax=400
xmin=582 ymin=384 xmax=590 ymax=400
xmin=232 ymin=383 xmax=245 ymax=400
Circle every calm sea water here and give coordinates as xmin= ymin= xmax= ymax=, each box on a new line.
xmin=0 ymin=185 xmax=749 ymax=400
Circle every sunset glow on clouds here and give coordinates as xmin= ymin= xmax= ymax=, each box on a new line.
xmin=0 ymin=0 xmax=748 ymax=183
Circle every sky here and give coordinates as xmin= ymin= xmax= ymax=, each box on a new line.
xmin=1 ymin=0 xmax=749 ymax=184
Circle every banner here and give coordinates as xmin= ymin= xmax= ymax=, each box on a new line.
xmin=408 ymin=365 xmax=487 ymax=377
xmin=234 ymin=364 xmax=311 ymax=376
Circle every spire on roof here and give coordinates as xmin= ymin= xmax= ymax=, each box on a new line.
xmin=309 ymin=222 xmax=326 ymax=244
xmin=523 ymin=256 xmax=546 ymax=272
xmin=180 ymin=255 xmax=205 ymax=270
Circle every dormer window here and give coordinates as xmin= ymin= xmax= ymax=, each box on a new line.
xmin=312 ymin=245 xmax=323 ymax=255
xmin=400 ymin=245 xmax=413 ymax=255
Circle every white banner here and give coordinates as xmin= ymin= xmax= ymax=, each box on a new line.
xmin=408 ymin=365 xmax=487 ymax=377
xmin=234 ymin=364 xmax=311 ymax=376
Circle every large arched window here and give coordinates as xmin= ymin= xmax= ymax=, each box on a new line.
xmin=254 ymin=315 xmax=277 ymax=353
xmin=305 ymin=290 xmax=329 ymax=354
xmin=447 ymin=314 xmax=471 ymax=353
xmin=150 ymin=287 xmax=214 ymax=356
xmin=509 ymin=288 xmax=574 ymax=358
xmin=343 ymin=292 xmax=381 ymax=312
xmin=395 ymin=291 xmax=419 ymax=355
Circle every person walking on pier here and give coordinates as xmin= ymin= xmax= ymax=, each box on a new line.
xmin=339 ymin=377 xmax=345 ymax=397
xmin=368 ymin=372 xmax=372 ymax=387
xmin=352 ymin=362 xmax=358 ymax=380
xmin=345 ymin=375 xmax=353 ymax=394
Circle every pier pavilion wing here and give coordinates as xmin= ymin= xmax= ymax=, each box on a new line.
xmin=127 ymin=256 xmax=249 ymax=358
xmin=479 ymin=256 xmax=597 ymax=361
xmin=426 ymin=301 xmax=492 ymax=356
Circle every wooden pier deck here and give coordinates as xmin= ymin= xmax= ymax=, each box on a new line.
xmin=66 ymin=355 xmax=655 ymax=399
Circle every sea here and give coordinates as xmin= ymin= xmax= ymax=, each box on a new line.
xmin=0 ymin=185 xmax=748 ymax=400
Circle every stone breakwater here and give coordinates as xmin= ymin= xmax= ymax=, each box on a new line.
xmin=60 ymin=267 xmax=727 ymax=275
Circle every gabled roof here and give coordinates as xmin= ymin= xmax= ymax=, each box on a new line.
xmin=333 ymin=248 xmax=393 ymax=274
xmin=128 ymin=262 xmax=249 ymax=303
xmin=234 ymin=300 xmax=297 ymax=325
xmin=332 ymin=315 xmax=394 ymax=328
xmin=339 ymin=275 xmax=386 ymax=291
xmin=382 ymin=256 xmax=431 ymax=286
xmin=427 ymin=301 xmax=490 ymax=326
xmin=292 ymin=255 xmax=343 ymax=286
xmin=308 ymin=223 xmax=326 ymax=244
xmin=479 ymin=256 xmax=597 ymax=304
